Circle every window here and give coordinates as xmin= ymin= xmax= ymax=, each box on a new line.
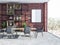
xmin=32 ymin=9 xmax=41 ymax=22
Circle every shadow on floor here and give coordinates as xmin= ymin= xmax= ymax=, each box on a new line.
xmin=0 ymin=34 xmax=19 ymax=39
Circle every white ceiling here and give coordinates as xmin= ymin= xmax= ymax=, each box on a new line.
xmin=0 ymin=0 xmax=49 ymax=3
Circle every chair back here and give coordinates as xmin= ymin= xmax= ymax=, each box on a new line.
xmin=37 ymin=26 xmax=43 ymax=32
xmin=6 ymin=26 xmax=12 ymax=34
xmin=24 ymin=26 xmax=31 ymax=34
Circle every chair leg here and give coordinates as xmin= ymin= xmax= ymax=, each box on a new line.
xmin=35 ymin=32 xmax=38 ymax=38
xmin=41 ymin=31 xmax=43 ymax=37
xmin=2 ymin=32 xmax=5 ymax=38
xmin=29 ymin=33 xmax=31 ymax=39
xmin=24 ymin=34 xmax=25 ymax=37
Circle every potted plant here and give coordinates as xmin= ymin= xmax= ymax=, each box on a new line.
xmin=22 ymin=22 xmax=26 ymax=28
xmin=2 ymin=21 xmax=7 ymax=28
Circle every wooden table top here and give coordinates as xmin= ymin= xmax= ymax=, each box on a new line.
xmin=13 ymin=28 xmax=37 ymax=31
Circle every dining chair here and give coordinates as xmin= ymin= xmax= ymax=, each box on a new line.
xmin=6 ymin=26 xmax=15 ymax=39
xmin=24 ymin=26 xmax=31 ymax=37
xmin=35 ymin=27 xmax=44 ymax=38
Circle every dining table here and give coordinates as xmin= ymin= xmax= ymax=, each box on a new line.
xmin=12 ymin=27 xmax=37 ymax=35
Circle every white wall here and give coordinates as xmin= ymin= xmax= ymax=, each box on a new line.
xmin=48 ymin=0 xmax=60 ymax=19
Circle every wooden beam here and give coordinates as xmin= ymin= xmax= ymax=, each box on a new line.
xmin=44 ymin=2 xmax=48 ymax=32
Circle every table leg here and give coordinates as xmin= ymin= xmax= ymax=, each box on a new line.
xmin=34 ymin=31 xmax=38 ymax=38
xmin=16 ymin=32 xmax=17 ymax=35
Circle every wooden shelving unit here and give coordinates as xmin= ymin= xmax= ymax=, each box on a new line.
xmin=0 ymin=3 xmax=31 ymax=28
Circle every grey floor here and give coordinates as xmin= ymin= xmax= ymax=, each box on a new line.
xmin=0 ymin=32 xmax=60 ymax=45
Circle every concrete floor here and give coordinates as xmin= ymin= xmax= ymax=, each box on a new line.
xmin=48 ymin=30 xmax=60 ymax=37
xmin=0 ymin=32 xmax=60 ymax=45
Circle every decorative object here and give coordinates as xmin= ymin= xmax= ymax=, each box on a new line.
xmin=15 ymin=4 xmax=21 ymax=9
xmin=8 ymin=21 xmax=14 ymax=26
xmin=7 ymin=10 xmax=14 ymax=15
xmin=28 ymin=16 xmax=30 ymax=19
xmin=9 ymin=16 xmax=13 ymax=19
xmin=14 ymin=16 xmax=21 ymax=21
xmin=8 ymin=4 xmax=14 ymax=9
